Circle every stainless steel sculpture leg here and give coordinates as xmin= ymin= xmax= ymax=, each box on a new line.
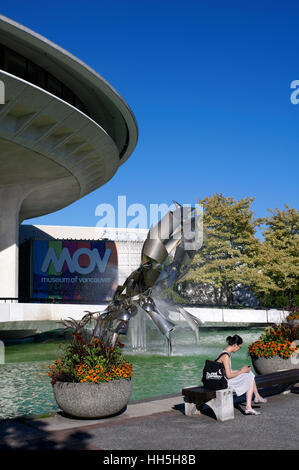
xmin=141 ymin=299 xmax=175 ymax=355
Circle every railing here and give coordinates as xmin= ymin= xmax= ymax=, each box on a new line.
xmin=0 ymin=297 xmax=110 ymax=305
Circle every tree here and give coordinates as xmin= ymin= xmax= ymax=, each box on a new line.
xmin=181 ymin=193 xmax=262 ymax=306
xmin=255 ymin=205 xmax=299 ymax=307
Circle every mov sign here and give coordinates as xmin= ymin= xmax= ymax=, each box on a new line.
xmin=27 ymin=240 xmax=118 ymax=302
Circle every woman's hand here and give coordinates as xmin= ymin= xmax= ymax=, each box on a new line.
xmin=240 ymin=365 xmax=251 ymax=374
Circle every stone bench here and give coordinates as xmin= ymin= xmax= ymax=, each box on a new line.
xmin=182 ymin=368 xmax=299 ymax=422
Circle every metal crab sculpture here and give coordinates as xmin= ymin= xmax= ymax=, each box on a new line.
xmin=82 ymin=202 xmax=202 ymax=355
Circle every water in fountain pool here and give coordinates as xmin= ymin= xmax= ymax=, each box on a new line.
xmin=0 ymin=326 xmax=263 ymax=420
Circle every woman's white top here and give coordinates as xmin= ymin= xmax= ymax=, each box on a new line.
xmin=216 ymin=350 xmax=255 ymax=397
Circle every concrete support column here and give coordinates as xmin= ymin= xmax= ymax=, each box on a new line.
xmin=0 ymin=186 xmax=26 ymax=301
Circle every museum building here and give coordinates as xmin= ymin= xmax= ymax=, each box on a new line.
xmin=0 ymin=15 xmax=138 ymax=301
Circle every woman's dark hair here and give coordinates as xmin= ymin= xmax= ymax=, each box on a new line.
xmin=226 ymin=335 xmax=243 ymax=346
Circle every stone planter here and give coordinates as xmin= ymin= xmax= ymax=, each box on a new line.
xmin=52 ymin=379 xmax=133 ymax=419
xmin=288 ymin=319 xmax=299 ymax=328
xmin=251 ymin=356 xmax=298 ymax=375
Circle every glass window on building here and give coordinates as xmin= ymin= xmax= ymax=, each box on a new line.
xmin=0 ymin=45 xmax=4 ymax=69
xmin=27 ymin=61 xmax=39 ymax=85
xmin=6 ymin=49 xmax=27 ymax=80
xmin=0 ymin=43 xmax=90 ymax=119
xmin=62 ymin=85 xmax=75 ymax=106
xmin=47 ymin=73 xmax=63 ymax=98
xmin=75 ymin=96 xmax=88 ymax=115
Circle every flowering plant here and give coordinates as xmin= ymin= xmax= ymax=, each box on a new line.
xmin=249 ymin=323 xmax=299 ymax=359
xmin=249 ymin=339 xmax=298 ymax=359
xmin=286 ymin=307 xmax=299 ymax=322
xmin=48 ymin=318 xmax=133 ymax=385
xmin=260 ymin=323 xmax=297 ymax=343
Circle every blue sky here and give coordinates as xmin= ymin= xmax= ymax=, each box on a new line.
xmin=2 ymin=0 xmax=298 ymax=229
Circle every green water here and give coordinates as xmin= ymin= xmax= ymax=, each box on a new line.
xmin=0 ymin=327 xmax=263 ymax=420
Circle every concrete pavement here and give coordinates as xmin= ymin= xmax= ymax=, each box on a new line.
xmin=0 ymin=387 xmax=298 ymax=451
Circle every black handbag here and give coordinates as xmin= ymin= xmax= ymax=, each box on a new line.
xmin=201 ymin=352 xmax=229 ymax=391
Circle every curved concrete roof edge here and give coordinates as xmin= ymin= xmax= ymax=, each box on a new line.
xmin=0 ymin=14 xmax=139 ymax=164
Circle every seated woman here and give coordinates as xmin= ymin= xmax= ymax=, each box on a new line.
xmin=216 ymin=334 xmax=267 ymax=415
